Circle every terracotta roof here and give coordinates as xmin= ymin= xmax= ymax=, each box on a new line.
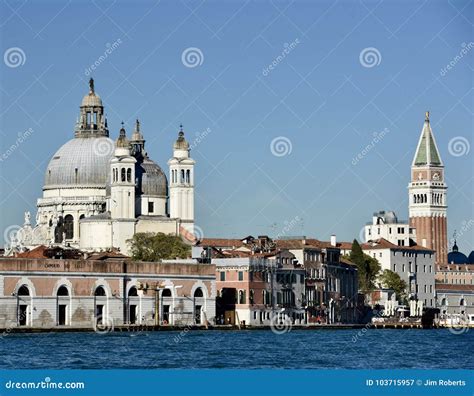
xmin=356 ymin=238 xmax=435 ymax=252
xmin=87 ymin=251 xmax=129 ymax=260
xmin=16 ymin=245 xmax=49 ymax=258
xmin=275 ymin=239 xmax=340 ymax=250
xmin=436 ymin=283 xmax=474 ymax=292
xmin=199 ymin=238 xmax=245 ymax=248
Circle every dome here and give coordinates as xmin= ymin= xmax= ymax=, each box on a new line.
xmin=468 ymin=251 xmax=474 ymax=264
xmin=136 ymin=158 xmax=168 ymax=197
xmin=81 ymin=93 xmax=103 ymax=107
xmin=447 ymin=251 xmax=468 ymax=264
xmin=44 ymin=137 xmax=115 ymax=188
xmin=174 ymin=130 xmax=189 ymax=151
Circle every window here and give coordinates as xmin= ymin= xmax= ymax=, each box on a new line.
xmin=424 ymin=285 xmax=427 ymax=293
xmin=429 ymin=285 xmax=433 ymax=293
xmin=393 ymin=264 xmax=397 ymax=272
xmin=423 ymin=265 xmax=426 ymax=273
xmin=121 ymin=168 xmax=126 ymax=182
xmin=238 ymin=271 xmax=243 ymax=281
xmin=402 ymin=264 xmax=405 ymax=272
xmin=238 ymin=290 xmax=246 ymax=304
xmin=64 ymin=215 xmax=74 ymax=239
xmin=220 ymin=272 xmax=225 ymax=281
xmin=148 ymin=202 xmax=154 ymax=213
xmin=126 ymin=168 xmax=132 ymax=182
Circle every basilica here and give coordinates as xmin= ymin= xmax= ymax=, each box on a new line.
xmin=8 ymin=79 xmax=195 ymax=256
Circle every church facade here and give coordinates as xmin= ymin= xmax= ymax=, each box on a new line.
xmin=8 ymin=79 xmax=195 ymax=256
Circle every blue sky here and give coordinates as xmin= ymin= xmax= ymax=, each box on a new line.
xmin=0 ymin=0 xmax=472 ymax=251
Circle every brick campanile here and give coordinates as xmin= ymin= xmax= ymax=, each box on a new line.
xmin=408 ymin=112 xmax=448 ymax=265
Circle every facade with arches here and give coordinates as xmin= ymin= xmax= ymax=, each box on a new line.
xmin=0 ymin=257 xmax=215 ymax=329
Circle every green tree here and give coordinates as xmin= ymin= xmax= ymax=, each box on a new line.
xmin=128 ymin=232 xmax=191 ymax=261
xmin=379 ymin=269 xmax=407 ymax=303
xmin=349 ymin=239 xmax=381 ymax=294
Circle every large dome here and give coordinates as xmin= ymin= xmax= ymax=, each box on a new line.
xmin=135 ymin=158 xmax=168 ymax=197
xmin=44 ymin=137 xmax=115 ymax=188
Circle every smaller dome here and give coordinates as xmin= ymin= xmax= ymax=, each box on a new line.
xmin=468 ymin=251 xmax=474 ymax=264
xmin=174 ymin=128 xmax=189 ymax=151
xmin=448 ymin=251 xmax=468 ymax=264
xmin=136 ymin=158 xmax=168 ymax=197
xmin=81 ymin=78 xmax=103 ymax=107
xmin=81 ymin=93 xmax=103 ymax=107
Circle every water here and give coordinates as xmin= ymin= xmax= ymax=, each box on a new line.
xmin=0 ymin=329 xmax=472 ymax=369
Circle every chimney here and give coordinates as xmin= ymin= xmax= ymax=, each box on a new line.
xmin=330 ymin=234 xmax=336 ymax=247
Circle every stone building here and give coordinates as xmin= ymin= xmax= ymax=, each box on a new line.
xmin=364 ymin=210 xmax=416 ymax=247
xmin=0 ymin=256 xmax=215 ymax=329
xmin=6 ymin=79 xmax=195 ymax=256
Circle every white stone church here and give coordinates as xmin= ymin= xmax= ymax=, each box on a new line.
xmin=8 ymin=79 xmax=195 ymax=256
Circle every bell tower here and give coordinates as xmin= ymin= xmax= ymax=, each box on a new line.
xmin=168 ymin=125 xmax=195 ymax=231
xmin=408 ymin=112 xmax=448 ymax=264
xmin=110 ymin=124 xmax=136 ymax=219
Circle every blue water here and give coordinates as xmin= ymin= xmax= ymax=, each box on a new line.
xmin=0 ymin=329 xmax=472 ymax=369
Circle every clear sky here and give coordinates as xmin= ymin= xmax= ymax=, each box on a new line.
xmin=0 ymin=0 xmax=472 ymax=251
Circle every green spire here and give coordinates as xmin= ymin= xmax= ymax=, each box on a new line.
xmin=413 ymin=111 xmax=442 ymax=166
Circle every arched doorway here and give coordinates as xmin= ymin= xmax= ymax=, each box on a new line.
xmin=17 ymin=285 xmax=31 ymax=326
xmin=194 ymin=287 xmax=205 ymax=325
xmin=94 ymin=286 xmax=107 ymax=325
xmin=56 ymin=285 xmax=70 ymax=326
xmin=128 ymin=286 xmax=138 ymax=324
xmin=161 ymin=288 xmax=172 ymax=325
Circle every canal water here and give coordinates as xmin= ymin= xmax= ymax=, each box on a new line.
xmin=0 ymin=329 xmax=472 ymax=369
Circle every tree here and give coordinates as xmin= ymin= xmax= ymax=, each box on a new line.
xmin=349 ymin=239 xmax=381 ymax=294
xmin=128 ymin=232 xmax=191 ymax=262
xmin=379 ymin=269 xmax=407 ymax=303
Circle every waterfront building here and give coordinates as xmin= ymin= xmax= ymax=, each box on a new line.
xmin=201 ymin=235 xmax=358 ymax=324
xmin=0 ymin=254 xmax=215 ymax=329
xmin=364 ymin=210 xmax=416 ymax=247
xmin=213 ymin=251 xmax=305 ymax=326
xmin=6 ymin=79 xmax=195 ymax=256
xmin=360 ymin=238 xmax=436 ymax=308
xmin=408 ymin=112 xmax=448 ymax=264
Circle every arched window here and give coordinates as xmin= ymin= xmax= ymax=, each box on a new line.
xmin=127 ymin=168 xmax=132 ymax=182
xmin=128 ymin=286 xmax=138 ymax=297
xmin=249 ymin=289 xmax=254 ymax=304
xmin=181 ymin=170 xmax=185 ymax=183
xmin=186 ymin=169 xmax=190 ymax=183
xmin=121 ymin=168 xmax=126 ymax=182
xmin=162 ymin=289 xmax=172 ymax=297
xmin=94 ymin=286 xmax=106 ymax=297
xmin=460 ymin=298 xmax=465 ymax=306
xmin=57 ymin=286 xmax=69 ymax=296
xmin=18 ymin=285 xmax=30 ymax=296
xmin=64 ymin=215 xmax=74 ymax=239
xmin=194 ymin=288 xmax=204 ymax=298
xmin=238 ymin=290 xmax=245 ymax=304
